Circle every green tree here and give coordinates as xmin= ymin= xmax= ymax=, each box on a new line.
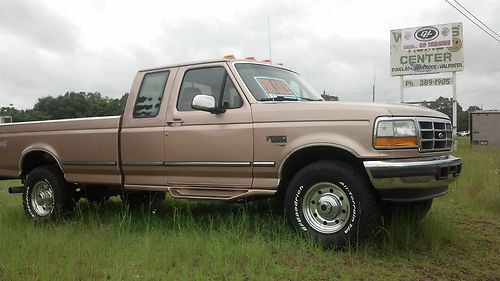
xmin=421 ymin=96 xmax=482 ymax=131
xmin=33 ymin=92 xmax=127 ymax=120
xmin=466 ymin=105 xmax=481 ymax=113
xmin=0 ymin=106 xmax=49 ymax=122
xmin=3 ymin=92 xmax=128 ymax=122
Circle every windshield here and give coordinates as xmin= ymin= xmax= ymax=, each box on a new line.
xmin=234 ymin=63 xmax=323 ymax=102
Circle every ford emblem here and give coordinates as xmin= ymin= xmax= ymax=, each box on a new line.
xmin=414 ymin=26 xmax=439 ymax=42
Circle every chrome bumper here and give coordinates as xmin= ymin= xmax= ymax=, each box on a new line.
xmin=363 ymin=156 xmax=462 ymax=202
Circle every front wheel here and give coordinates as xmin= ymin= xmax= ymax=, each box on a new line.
xmin=284 ymin=161 xmax=381 ymax=247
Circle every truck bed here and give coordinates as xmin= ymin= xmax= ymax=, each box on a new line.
xmin=0 ymin=116 xmax=121 ymax=185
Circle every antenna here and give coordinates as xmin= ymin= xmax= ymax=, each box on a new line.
xmin=268 ymin=16 xmax=272 ymax=61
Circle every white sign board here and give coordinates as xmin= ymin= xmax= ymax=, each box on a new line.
xmin=401 ymin=24 xmax=452 ymax=50
xmin=404 ymin=77 xmax=453 ymax=88
xmin=390 ymin=22 xmax=464 ymax=76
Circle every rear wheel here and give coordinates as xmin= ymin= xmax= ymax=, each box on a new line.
xmin=23 ymin=166 xmax=75 ymax=223
xmin=284 ymin=161 xmax=381 ymax=247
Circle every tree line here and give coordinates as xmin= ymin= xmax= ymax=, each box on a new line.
xmin=1 ymin=92 xmax=128 ymax=122
xmin=421 ymin=96 xmax=481 ymax=131
xmin=1 ymin=92 xmax=480 ymax=131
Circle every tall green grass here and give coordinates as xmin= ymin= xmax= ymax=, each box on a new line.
xmin=451 ymin=140 xmax=500 ymax=214
xmin=0 ymin=140 xmax=498 ymax=280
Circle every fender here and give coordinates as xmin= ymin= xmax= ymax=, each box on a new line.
xmin=19 ymin=144 xmax=65 ymax=178
xmin=278 ymin=142 xmax=360 ymax=180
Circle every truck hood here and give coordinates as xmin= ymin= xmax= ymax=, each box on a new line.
xmin=251 ymin=101 xmax=448 ymax=122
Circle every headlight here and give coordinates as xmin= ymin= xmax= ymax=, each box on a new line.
xmin=374 ymin=118 xmax=418 ymax=148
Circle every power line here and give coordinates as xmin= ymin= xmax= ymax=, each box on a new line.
xmin=453 ymin=0 xmax=500 ymax=39
xmin=444 ymin=0 xmax=500 ymax=44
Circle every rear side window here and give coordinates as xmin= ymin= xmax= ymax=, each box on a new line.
xmin=133 ymin=71 xmax=170 ymax=118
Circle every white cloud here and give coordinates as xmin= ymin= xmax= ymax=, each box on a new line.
xmin=0 ymin=0 xmax=499 ymax=109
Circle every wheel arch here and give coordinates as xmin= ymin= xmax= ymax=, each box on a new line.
xmin=277 ymin=144 xmax=370 ymax=196
xmin=20 ymin=148 xmax=65 ymax=180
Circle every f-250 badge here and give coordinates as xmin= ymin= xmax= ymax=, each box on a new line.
xmin=0 ymin=140 xmax=7 ymax=149
xmin=266 ymin=136 xmax=287 ymax=146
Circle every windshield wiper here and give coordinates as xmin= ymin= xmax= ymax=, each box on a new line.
xmin=259 ymin=96 xmax=323 ymax=102
xmin=259 ymin=96 xmax=299 ymax=101
xmin=297 ymin=97 xmax=323 ymax=101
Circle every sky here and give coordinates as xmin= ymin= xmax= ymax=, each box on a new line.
xmin=0 ymin=0 xmax=499 ymax=110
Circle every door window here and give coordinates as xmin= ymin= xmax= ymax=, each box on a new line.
xmin=177 ymin=67 xmax=243 ymax=111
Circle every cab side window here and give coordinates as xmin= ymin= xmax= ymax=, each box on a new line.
xmin=133 ymin=71 xmax=170 ymax=118
xmin=177 ymin=67 xmax=243 ymax=111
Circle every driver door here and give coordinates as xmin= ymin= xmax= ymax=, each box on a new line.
xmin=163 ymin=62 xmax=253 ymax=188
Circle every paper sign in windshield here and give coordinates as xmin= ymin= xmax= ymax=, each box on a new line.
xmin=255 ymin=77 xmax=296 ymax=96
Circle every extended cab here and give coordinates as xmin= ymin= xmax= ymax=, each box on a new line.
xmin=0 ymin=58 xmax=462 ymax=246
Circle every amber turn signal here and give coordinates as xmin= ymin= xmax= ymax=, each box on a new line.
xmin=375 ymin=137 xmax=418 ymax=147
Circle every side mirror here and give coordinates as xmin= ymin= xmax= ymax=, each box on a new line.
xmin=192 ymin=95 xmax=225 ymax=114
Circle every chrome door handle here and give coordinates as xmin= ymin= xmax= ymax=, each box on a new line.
xmin=167 ymin=118 xmax=183 ymax=126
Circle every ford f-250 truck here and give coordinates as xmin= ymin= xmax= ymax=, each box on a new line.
xmin=0 ymin=58 xmax=462 ymax=246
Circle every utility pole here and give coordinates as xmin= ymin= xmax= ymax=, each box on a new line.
xmin=372 ymin=67 xmax=376 ymax=102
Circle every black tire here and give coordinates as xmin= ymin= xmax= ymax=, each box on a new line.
xmin=23 ymin=166 xmax=75 ymax=223
xmin=383 ymin=199 xmax=433 ymax=222
xmin=121 ymin=191 xmax=165 ymax=208
xmin=284 ymin=161 xmax=381 ymax=248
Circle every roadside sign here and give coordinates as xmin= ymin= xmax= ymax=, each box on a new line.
xmin=390 ymin=22 xmax=463 ymax=76
xmin=401 ymin=24 xmax=452 ymax=50
xmin=404 ymin=77 xmax=453 ymax=88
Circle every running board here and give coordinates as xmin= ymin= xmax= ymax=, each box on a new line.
xmin=123 ymin=184 xmax=277 ymax=201
xmin=168 ymin=188 xmax=276 ymax=201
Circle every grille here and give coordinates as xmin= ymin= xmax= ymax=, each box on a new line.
xmin=417 ymin=118 xmax=453 ymax=152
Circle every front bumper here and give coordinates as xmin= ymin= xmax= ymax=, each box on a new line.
xmin=363 ymin=155 xmax=462 ymax=202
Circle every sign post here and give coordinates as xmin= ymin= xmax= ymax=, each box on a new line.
xmin=390 ymin=22 xmax=464 ymax=150
xmin=452 ymin=71 xmax=457 ymax=149
xmin=400 ymin=76 xmax=404 ymax=103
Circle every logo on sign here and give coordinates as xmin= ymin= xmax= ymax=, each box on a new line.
xmin=414 ymin=26 xmax=439 ymax=42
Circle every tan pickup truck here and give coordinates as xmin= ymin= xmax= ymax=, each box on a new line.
xmin=0 ymin=58 xmax=462 ymax=246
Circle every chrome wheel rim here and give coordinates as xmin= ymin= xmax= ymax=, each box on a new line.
xmin=31 ymin=180 xmax=55 ymax=217
xmin=302 ymin=182 xmax=351 ymax=234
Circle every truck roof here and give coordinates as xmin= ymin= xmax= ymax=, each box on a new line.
xmin=139 ymin=58 xmax=290 ymax=72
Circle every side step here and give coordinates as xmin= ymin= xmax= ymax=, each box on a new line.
xmin=8 ymin=186 xmax=25 ymax=194
xmin=168 ymin=187 xmax=276 ymax=201
xmin=122 ymin=184 xmax=277 ymax=201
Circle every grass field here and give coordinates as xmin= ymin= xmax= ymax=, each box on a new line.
xmin=0 ymin=140 xmax=499 ymax=280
